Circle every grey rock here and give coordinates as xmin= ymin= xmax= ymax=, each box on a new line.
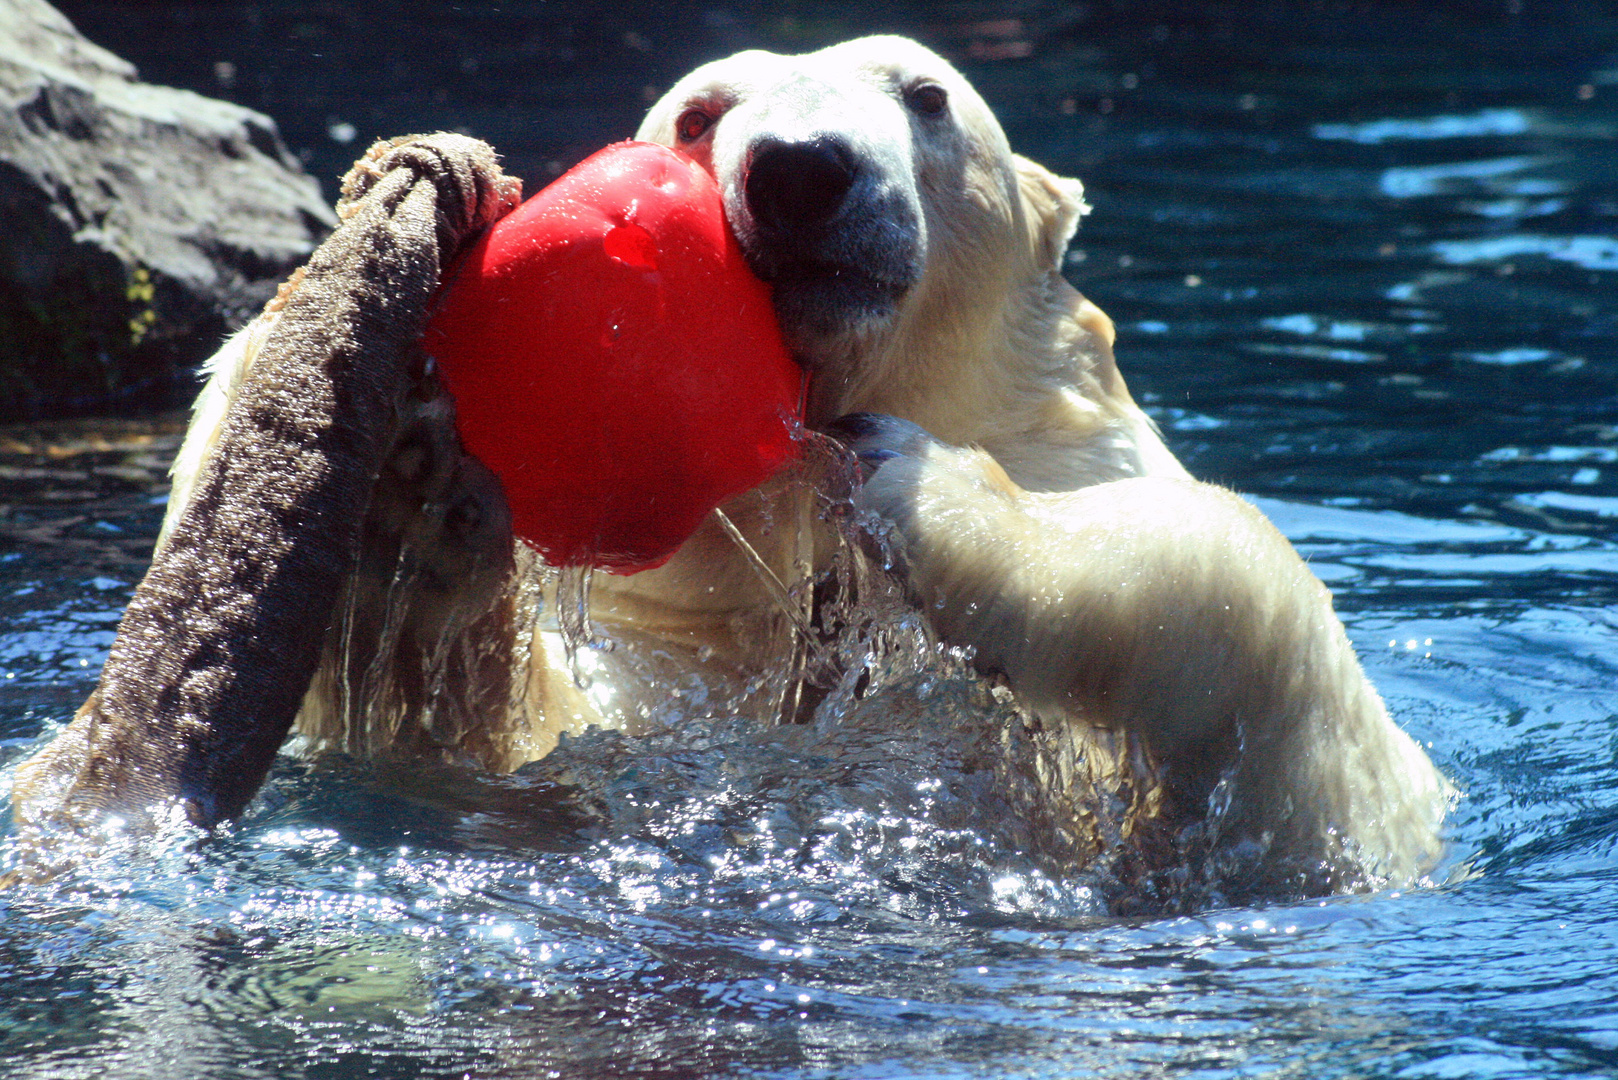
xmin=0 ymin=0 xmax=336 ymax=419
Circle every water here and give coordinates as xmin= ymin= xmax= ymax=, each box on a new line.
xmin=4 ymin=2 xmax=1618 ymax=1076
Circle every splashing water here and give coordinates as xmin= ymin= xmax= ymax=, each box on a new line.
xmin=554 ymin=560 xmax=603 ymax=689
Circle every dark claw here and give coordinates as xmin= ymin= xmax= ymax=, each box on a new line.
xmin=821 ymin=412 xmax=929 ymax=479
xmin=822 ymin=412 xmax=885 ymax=442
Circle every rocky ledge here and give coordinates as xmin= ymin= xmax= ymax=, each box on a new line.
xmin=0 ymin=0 xmax=335 ymax=420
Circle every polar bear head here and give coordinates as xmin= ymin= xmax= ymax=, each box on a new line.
xmin=638 ymin=36 xmax=1093 ymax=434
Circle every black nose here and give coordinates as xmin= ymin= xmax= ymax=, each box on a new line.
xmin=744 ymin=137 xmax=858 ymax=233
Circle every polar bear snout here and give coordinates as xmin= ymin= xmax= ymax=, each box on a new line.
xmin=730 ymin=124 xmax=923 ymax=353
xmin=744 ymin=136 xmax=858 ymax=233
xmin=637 ymin=45 xmax=942 ymax=361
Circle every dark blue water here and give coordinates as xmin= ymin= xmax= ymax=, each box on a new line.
xmin=4 ymin=4 xmax=1618 ymax=1077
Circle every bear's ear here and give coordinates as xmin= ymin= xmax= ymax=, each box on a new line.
xmin=1015 ymin=156 xmax=1090 ymax=272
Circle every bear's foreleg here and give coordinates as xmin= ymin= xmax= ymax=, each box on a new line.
xmin=838 ymin=413 xmax=1451 ymax=886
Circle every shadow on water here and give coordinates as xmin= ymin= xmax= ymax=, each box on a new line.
xmin=4 ymin=1 xmax=1618 ymax=1076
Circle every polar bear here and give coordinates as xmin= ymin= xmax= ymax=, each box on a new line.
xmin=626 ymin=36 xmax=1451 ymax=888
xmin=13 ymin=37 xmax=1450 ymax=897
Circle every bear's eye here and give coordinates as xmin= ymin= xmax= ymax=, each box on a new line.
xmin=676 ymin=108 xmax=715 ymax=142
xmin=904 ymin=82 xmax=948 ymax=117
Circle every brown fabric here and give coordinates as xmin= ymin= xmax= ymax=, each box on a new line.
xmin=12 ymin=134 xmax=520 ymax=834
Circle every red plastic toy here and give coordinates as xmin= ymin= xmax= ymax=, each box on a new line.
xmin=423 ymin=141 xmax=803 ymax=573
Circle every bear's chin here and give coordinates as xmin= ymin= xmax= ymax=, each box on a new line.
xmin=768 ymin=270 xmax=907 ymax=359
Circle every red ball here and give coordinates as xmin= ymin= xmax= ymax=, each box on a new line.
xmin=423 ymin=141 xmax=803 ymax=573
